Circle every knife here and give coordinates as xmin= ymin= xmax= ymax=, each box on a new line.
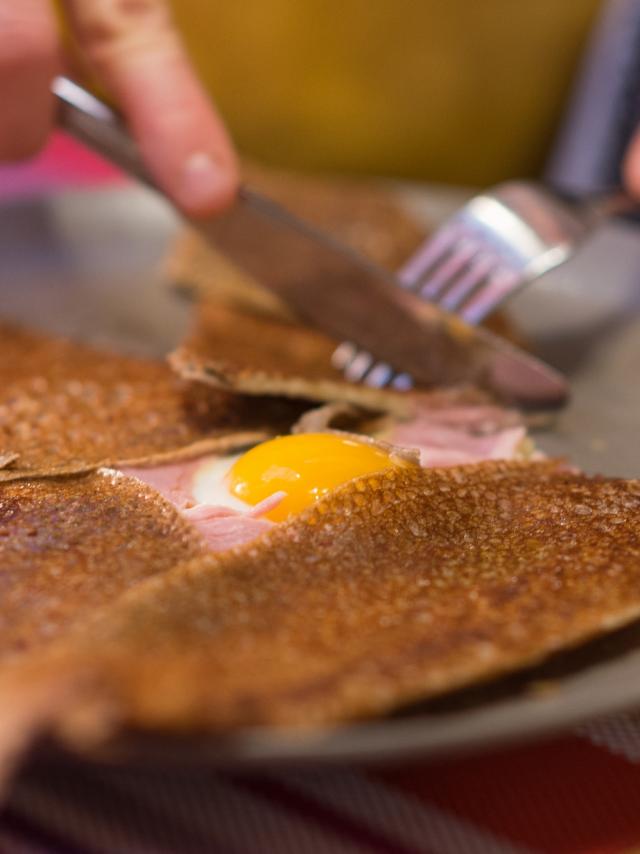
xmin=53 ymin=76 xmax=568 ymax=407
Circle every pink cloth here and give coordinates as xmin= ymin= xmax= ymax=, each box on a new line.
xmin=0 ymin=132 xmax=125 ymax=200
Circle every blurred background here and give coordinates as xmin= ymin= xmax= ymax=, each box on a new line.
xmin=166 ymin=0 xmax=602 ymax=185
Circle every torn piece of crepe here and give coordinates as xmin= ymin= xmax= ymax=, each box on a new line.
xmin=6 ymin=460 xmax=640 ymax=751
xmin=0 ymin=469 xmax=208 ymax=663
xmin=169 ymin=303 xmax=412 ymax=417
xmin=0 ymin=324 xmax=309 ymax=479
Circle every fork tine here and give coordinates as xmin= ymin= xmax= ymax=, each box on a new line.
xmin=459 ymin=268 xmax=522 ymax=325
xmin=363 ymin=361 xmax=395 ymax=388
xmin=337 ymin=181 xmax=581 ymax=388
xmin=417 ymin=239 xmax=479 ymax=300
xmin=438 ymin=253 xmax=497 ymax=312
xmin=391 ymin=372 xmax=414 ymax=391
xmin=343 ymin=349 xmax=375 ymax=384
xmin=398 ymin=221 xmax=462 ymax=291
xmin=332 ymin=343 xmax=398 ymax=389
xmin=331 ymin=340 xmax=358 ymax=371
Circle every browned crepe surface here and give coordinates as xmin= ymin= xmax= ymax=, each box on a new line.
xmin=170 ymin=303 xmax=412 ymax=417
xmin=0 ymin=324 xmax=309 ymax=479
xmin=0 ymin=470 xmax=208 ymax=664
xmin=9 ymin=460 xmax=640 ymax=744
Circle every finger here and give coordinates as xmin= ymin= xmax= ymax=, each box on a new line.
xmin=0 ymin=0 xmax=59 ymax=161
xmin=623 ymin=126 xmax=640 ymax=201
xmin=63 ymin=0 xmax=238 ymax=217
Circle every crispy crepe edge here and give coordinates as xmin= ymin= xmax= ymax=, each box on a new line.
xmin=169 ymin=347 xmax=413 ymax=418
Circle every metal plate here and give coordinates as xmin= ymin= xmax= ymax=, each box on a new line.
xmin=2 ymin=185 xmax=640 ymax=766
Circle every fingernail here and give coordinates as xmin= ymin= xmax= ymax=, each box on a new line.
xmin=178 ymin=152 xmax=223 ymax=214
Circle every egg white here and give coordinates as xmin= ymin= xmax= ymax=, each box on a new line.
xmin=191 ymin=453 xmax=251 ymax=512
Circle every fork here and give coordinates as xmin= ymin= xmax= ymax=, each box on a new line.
xmin=332 ymin=181 xmax=630 ymax=389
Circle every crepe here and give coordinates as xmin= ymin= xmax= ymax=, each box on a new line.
xmin=170 ymin=302 xmax=412 ymax=417
xmin=0 ymin=469 xmax=208 ymax=664
xmin=4 ymin=459 xmax=640 ymax=753
xmin=0 ymin=324 xmax=309 ymax=479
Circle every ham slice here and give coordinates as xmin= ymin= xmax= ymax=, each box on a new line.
xmin=181 ymin=493 xmax=284 ymax=550
xmin=386 ymin=400 xmax=529 ymax=467
xmin=120 ymin=464 xmax=283 ymax=552
xmin=181 ymin=505 xmax=274 ymax=551
xmin=120 ymin=460 xmax=203 ymax=510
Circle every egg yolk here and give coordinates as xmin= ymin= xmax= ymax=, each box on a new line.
xmin=228 ymin=433 xmax=401 ymax=522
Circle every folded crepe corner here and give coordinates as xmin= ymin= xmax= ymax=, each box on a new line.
xmin=0 ymin=469 xmax=210 ymax=663
xmin=0 ymin=465 xmax=216 ymax=792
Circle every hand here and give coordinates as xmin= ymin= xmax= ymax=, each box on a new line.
xmin=0 ymin=0 xmax=238 ymax=216
xmin=624 ymin=128 xmax=640 ymax=201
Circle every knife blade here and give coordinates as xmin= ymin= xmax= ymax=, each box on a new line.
xmin=53 ymin=76 xmax=568 ymax=407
